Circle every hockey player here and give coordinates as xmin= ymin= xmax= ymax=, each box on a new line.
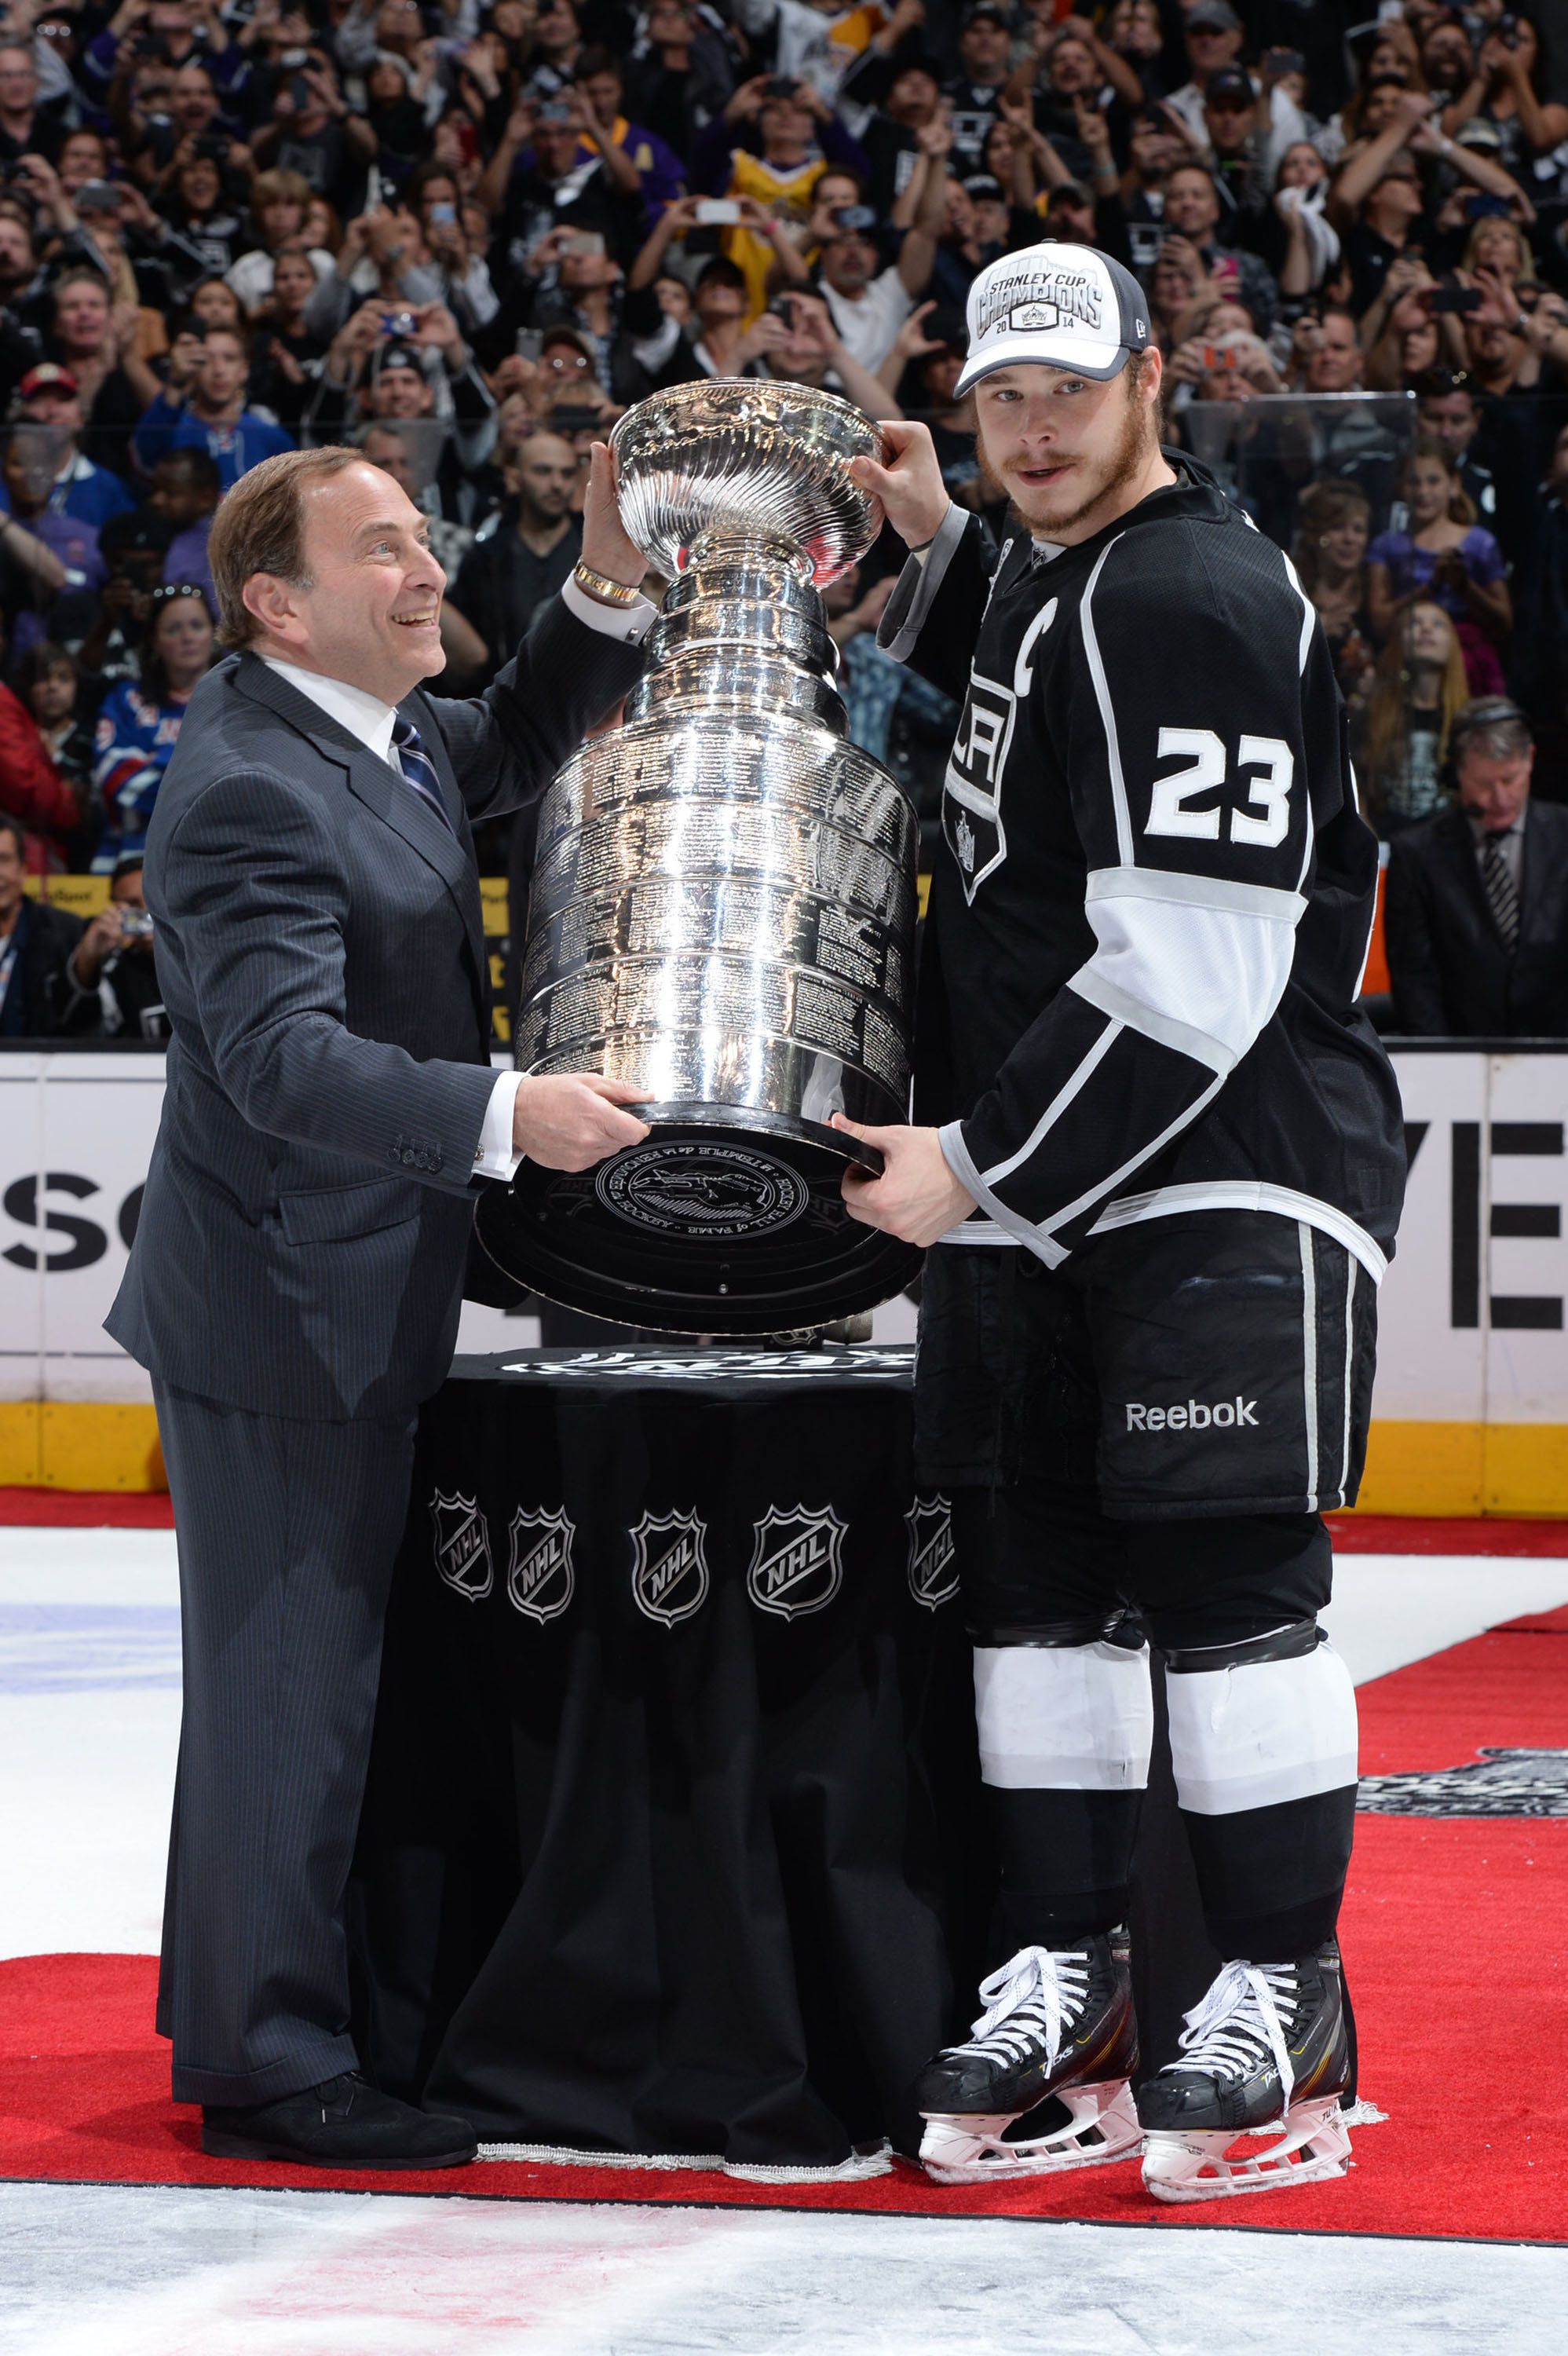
xmin=833 ymin=244 xmax=1404 ymax=2204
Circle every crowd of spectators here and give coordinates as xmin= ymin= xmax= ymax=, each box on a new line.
xmin=0 ymin=0 xmax=1566 ymax=1041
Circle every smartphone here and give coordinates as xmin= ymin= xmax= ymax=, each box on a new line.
xmin=1466 ymin=191 xmax=1513 ymax=218
xmin=769 ymin=294 xmax=799 ymax=324
xmin=764 ymin=76 xmax=797 ymax=100
xmin=516 ymin=327 xmax=543 ymax=360
xmin=1263 ymin=47 xmax=1306 ymax=76
xmin=694 ymin=197 xmax=740 ymax=225
xmin=290 ymin=72 xmax=310 ymax=108
xmin=75 ymin=179 xmax=122 ymax=215
xmin=559 ymin=230 xmax=605 ymax=256
xmin=832 ymin=204 xmax=878 ymax=232
xmin=429 ymin=201 xmax=457 ymax=225
xmin=1431 ymin=285 xmax=1484 ymax=314
xmin=281 ymin=47 xmax=309 ymax=66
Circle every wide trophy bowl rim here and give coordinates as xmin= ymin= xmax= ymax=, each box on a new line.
xmin=610 ymin=380 xmax=887 ymax=587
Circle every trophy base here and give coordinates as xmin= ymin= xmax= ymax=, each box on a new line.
xmin=472 ymin=1105 xmax=923 ymax=1337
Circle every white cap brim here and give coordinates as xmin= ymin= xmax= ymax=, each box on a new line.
xmin=955 ymin=335 xmax=1133 ymax=398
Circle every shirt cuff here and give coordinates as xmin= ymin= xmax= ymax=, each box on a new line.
xmin=561 ymin=570 xmax=659 ymax=644
xmin=475 ymin=1067 xmax=523 ymax=1180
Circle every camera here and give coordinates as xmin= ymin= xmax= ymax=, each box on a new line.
xmin=1431 ymin=285 xmax=1483 ymax=314
xmin=763 ymin=76 xmax=798 ymax=100
xmin=119 ymin=910 xmax=155 ymax=940
xmin=382 ymin=309 xmax=418 ymax=337
xmin=192 ymin=134 xmax=228 ymax=162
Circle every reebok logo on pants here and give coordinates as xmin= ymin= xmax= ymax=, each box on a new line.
xmin=1124 ymin=1399 xmax=1259 ymax=1432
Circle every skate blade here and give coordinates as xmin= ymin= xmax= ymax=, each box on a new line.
xmin=920 ymin=2083 xmax=1142 ymax=2186
xmin=1141 ymin=2097 xmax=1351 ymax=2204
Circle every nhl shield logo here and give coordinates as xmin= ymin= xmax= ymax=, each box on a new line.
xmin=506 ymin=1505 xmax=576 ymax=1626
xmin=747 ymin=1504 xmax=846 ymax=1622
xmin=431 ymin=1490 xmax=492 ymax=1602
xmin=905 ymin=1494 xmax=958 ymax=1611
xmin=629 ymin=1508 xmax=710 ymax=1626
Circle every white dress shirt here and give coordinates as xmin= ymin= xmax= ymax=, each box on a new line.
xmin=261 ymin=579 xmax=657 ymax=1180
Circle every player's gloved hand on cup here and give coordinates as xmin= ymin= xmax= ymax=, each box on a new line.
xmin=846 ymin=421 xmax=952 ymax=552
xmin=513 ymin=1074 xmax=652 ymax=1171
xmin=831 ymin=1114 xmax=978 ymax=1246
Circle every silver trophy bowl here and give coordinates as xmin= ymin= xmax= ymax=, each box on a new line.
xmin=474 ymin=381 xmax=923 ymax=1334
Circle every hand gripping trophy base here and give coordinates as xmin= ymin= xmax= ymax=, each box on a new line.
xmin=473 ymin=383 xmax=923 ymax=1337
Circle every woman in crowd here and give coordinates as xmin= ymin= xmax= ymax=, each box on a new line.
xmin=1366 ymin=437 xmax=1511 ymax=691
xmin=10 ymin=642 xmax=98 ymax=865
xmin=1292 ymin=477 xmax=1376 ymax=703
xmin=244 ymin=246 xmax=328 ymax=433
xmin=90 ymin=584 xmax=215 ymax=873
xmin=1351 ymin=598 xmax=1471 ymax=838
xmin=226 ymin=169 xmax=334 ymax=317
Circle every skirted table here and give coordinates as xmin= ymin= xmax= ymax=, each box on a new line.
xmin=347 ymin=1346 xmax=1223 ymax=2171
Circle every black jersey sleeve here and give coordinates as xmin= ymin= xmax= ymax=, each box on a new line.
xmin=942 ymin=517 xmax=1342 ymax=1260
xmin=875 ymin=506 xmax=1004 ymax=704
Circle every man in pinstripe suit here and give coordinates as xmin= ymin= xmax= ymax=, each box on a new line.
xmin=107 ymin=445 xmax=660 ymax=2168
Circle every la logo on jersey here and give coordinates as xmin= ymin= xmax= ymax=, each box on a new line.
xmin=943 ymin=596 xmax=1057 ymax=904
xmin=506 ymin=1505 xmax=575 ymax=1625
xmin=431 ymin=1491 xmax=492 ymax=1602
xmin=747 ymin=1505 xmax=846 ymax=1621
xmin=906 ymin=1494 xmax=959 ymax=1610
xmin=630 ymin=1508 xmax=710 ymax=1626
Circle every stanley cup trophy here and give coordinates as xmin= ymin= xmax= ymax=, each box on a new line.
xmin=473 ymin=380 xmax=923 ymax=1334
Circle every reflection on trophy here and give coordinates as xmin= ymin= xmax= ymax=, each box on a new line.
xmin=473 ymin=381 xmax=923 ymax=1334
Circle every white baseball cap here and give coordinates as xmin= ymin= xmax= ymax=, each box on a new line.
xmin=955 ymin=244 xmax=1151 ymax=397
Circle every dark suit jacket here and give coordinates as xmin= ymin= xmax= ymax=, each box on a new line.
xmin=107 ymin=602 xmax=643 ymax=1421
xmin=1383 ymin=799 xmax=1568 ymax=1038
xmin=1 ymin=898 xmax=83 ymax=1037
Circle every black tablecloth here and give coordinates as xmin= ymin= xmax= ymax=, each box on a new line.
xmin=348 ymin=1346 xmax=1223 ymax=2167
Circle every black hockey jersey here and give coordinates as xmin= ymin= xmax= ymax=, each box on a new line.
xmin=877 ymin=457 xmax=1405 ymax=1282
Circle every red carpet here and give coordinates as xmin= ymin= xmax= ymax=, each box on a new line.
xmin=0 ymin=1487 xmax=174 ymax=1527
xmin=3 ymin=1618 xmax=1565 ymax=2241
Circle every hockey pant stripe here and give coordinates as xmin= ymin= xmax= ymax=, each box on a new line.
xmin=974 ymin=1641 xmax=1154 ymax=1791
xmin=1164 ymin=1637 xmax=1358 ymax=1816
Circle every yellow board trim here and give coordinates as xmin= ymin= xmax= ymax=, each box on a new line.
xmin=0 ymin=1403 xmax=166 ymax=1492
xmin=3 ymin=1401 xmax=1566 ymax=1512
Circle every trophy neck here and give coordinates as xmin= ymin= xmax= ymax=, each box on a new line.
xmin=624 ymin=532 xmax=848 ymax=734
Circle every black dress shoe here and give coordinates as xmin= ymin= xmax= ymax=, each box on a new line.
xmin=201 ymin=2072 xmax=478 ymax=2168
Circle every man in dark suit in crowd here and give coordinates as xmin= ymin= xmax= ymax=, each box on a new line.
xmin=1385 ymin=698 xmax=1568 ymax=1037
xmin=107 ymin=442 xmax=658 ymax=2169
xmin=0 ymin=816 xmax=83 ymax=1036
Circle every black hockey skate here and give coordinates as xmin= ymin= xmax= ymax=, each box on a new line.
xmin=1138 ymin=1944 xmax=1353 ymax=2203
xmin=914 ymin=1932 xmax=1141 ymax=2183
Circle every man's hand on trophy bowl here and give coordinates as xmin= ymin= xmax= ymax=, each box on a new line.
xmin=582 ymin=441 xmax=651 ymax=591
xmin=513 ymin=1073 xmax=653 ymax=1171
xmin=846 ymin=421 xmax=951 ymax=554
xmin=831 ymin=1114 xmax=977 ymax=1246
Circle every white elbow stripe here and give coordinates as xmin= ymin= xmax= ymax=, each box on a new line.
xmin=1069 ymin=876 xmax=1302 ymax=1073
xmin=974 ymin=1642 xmax=1154 ymax=1792
xmin=1166 ymin=1640 xmax=1358 ymax=1816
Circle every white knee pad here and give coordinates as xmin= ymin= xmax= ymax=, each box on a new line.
xmin=1165 ymin=1631 xmax=1358 ymax=1816
xmin=974 ymin=1641 xmax=1154 ymax=1792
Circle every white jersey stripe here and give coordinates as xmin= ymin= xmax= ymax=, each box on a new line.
xmin=1078 ymin=534 xmax=1133 ymax=866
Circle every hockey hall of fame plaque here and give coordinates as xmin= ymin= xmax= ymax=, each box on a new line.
xmin=474 ymin=379 xmax=923 ymax=1334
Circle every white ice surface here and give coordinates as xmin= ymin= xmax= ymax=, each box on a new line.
xmin=2 ymin=2184 xmax=1566 ymax=2356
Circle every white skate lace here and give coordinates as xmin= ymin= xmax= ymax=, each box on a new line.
xmin=948 ymin=1946 xmax=1091 ymax=2073
xmin=1164 ymin=1960 xmax=1300 ymax=2108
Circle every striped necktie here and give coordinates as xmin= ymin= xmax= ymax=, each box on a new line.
xmin=1481 ymin=833 xmax=1520 ymax=955
xmin=392 ymin=718 xmax=453 ymax=835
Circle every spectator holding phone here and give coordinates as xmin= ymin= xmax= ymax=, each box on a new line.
xmin=133 ymin=320 xmax=294 ymax=488
xmin=692 ymin=74 xmax=869 ymax=317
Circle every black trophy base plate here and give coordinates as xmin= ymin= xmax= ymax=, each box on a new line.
xmin=473 ymin=1105 xmax=923 ymax=1337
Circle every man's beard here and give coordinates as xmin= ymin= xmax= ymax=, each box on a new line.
xmin=976 ymin=386 xmax=1153 ymax=539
